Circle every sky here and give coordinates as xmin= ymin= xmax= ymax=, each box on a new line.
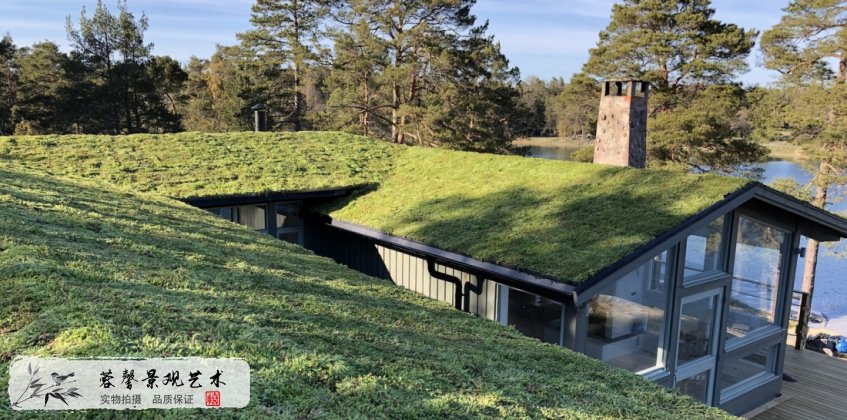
xmin=0 ymin=0 xmax=790 ymax=85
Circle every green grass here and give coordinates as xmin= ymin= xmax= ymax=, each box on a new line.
xmin=0 ymin=132 xmax=400 ymax=199
xmin=1 ymin=132 xmax=750 ymax=283
xmin=0 ymin=165 xmax=734 ymax=418
xmin=326 ymin=147 xmax=750 ymax=282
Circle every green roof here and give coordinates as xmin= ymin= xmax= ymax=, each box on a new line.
xmin=0 ymin=132 xmax=750 ymax=283
xmin=0 ymin=132 xmax=399 ymax=198
xmin=0 ymin=165 xmax=734 ymax=418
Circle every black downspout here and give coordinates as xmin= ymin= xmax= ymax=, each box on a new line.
xmin=463 ymin=277 xmax=486 ymax=313
xmin=426 ymin=257 xmax=464 ymax=311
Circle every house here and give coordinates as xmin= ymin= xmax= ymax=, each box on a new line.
xmin=3 ymin=84 xmax=845 ymax=415
xmin=0 ymin=164 xmax=735 ymax=418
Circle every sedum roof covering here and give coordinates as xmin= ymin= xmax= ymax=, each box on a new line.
xmin=0 ymin=164 xmax=735 ymax=418
xmin=0 ymin=132 xmax=750 ymax=284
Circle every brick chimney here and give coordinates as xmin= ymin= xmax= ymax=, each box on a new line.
xmin=593 ymin=80 xmax=649 ymax=168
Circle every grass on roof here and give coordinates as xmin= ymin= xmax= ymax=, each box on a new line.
xmin=325 ymin=147 xmax=750 ymax=282
xmin=0 ymin=165 xmax=734 ymax=418
xmin=1 ymin=131 xmax=750 ymax=284
xmin=0 ymin=132 xmax=400 ymax=199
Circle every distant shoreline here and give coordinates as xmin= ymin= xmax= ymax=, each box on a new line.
xmin=513 ymin=136 xmax=592 ymax=149
xmin=513 ymin=137 xmax=810 ymax=162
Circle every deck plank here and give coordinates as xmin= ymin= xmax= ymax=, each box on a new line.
xmin=753 ymin=346 xmax=847 ymax=420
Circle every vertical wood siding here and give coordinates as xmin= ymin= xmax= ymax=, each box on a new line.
xmin=305 ymin=220 xmax=497 ymax=320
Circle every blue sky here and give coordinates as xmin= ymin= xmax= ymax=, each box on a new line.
xmin=0 ymin=0 xmax=788 ymax=85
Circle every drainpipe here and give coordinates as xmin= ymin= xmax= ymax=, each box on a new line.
xmin=463 ymin=277 xmax=487 ymax=313
xmin=426 ymin=257 xmax=464 ymax=311
xmin=426 ymin=257 xmax=487 ymax=313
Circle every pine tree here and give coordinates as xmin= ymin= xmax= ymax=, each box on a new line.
xmin=12 ymin=42 xmax=73 ymax=134
xmin=760 ymin=1 xmax=847 ymax=345
xmin=326 ymin=18 xmax=391 ymax=138
xmin=0 ymin=33 xmax=17 ymax=135
xmin=761 ymin=0 xmax=846 ymax=83
xmin=239 ymin=0 xmax=328 ymax=131
xmin=585 ymin=0 xmax=757 ymax=110
xmin=558 ymin=73 xmax=599 ymax=140
xmin=582 ymin=0 xmax=764 ymax=171
xmin=66 ymin=0 xmax=182 ymax=133
xmin=326 ymin=0 xmax=522 ymax=150
xmin=335 ymin=0 xmax=477 ymax=144
xmin=180 ymin=46 xmax=254 ymax=132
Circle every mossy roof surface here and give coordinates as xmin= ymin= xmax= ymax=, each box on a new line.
xmin=0 ymin=131 xmax=399 ymax=198
xmin=325 ymin=147 xmax=750 ymax=282
xmin=1 ymin=132 xmax=750 ymax=284
xmin=0 ymin=165 xmax=735 ymax=419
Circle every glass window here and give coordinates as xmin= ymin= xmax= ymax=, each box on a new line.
xmin=684 ymin=216 xmax=727 ymax=282
xmin=726 ymin=217 xmax=788 ymax=343
xmin=503 ymin=287 xmax=562 ymax=345
xmin=586 ymin=250 xmax=672 ymax=373
xmin=677 ymin=370 xmax=711 ymax=404
xmin=206 ymin=206 xmax=267 ymax=231
xmin=236 ymin=205 xmax=267 ymax=231
xmin=720 ymin=345 xmax=777 ymax=392
xmin=677 ymin=291 xmax=720 ymax=365
xmin=276 ymin=203 xmax=303 ymax=229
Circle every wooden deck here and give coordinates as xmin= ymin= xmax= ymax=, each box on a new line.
xmin=752 ymin=345 xmax=847 ymax=419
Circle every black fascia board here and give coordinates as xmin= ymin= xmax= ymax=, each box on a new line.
xmin=753 ymin=183 xmax=847 ymax=236
xmin=181 ymin=188 xmax=355 ymax=208
xmin=326 ymin=219 xmax=577 ymax=303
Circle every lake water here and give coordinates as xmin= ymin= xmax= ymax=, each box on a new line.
xmin=526 ymin=145 xmax=847 ymax=329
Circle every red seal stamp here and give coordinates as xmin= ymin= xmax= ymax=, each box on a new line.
xmin=205 ymin=391 xmax=220 ymax=407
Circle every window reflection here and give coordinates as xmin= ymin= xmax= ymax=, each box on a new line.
xmin=586 ymin=250 xmax=671 ymax=373
xmin=677 ymin=370 xmax=711 ymax=403
xmin=720 ymin=345 xmax=776 ymax=392
xmin=276 ymin=202 xmax=303 ymax=244
xmin=678 ymin=292 xmax=719 ymax=365
xmin=684 ymin=216 xmax=726 ymax=282
xmin=504 ymin=287 xmax=562 ymax=345
xmin=207 ymin=205 xmax=267 ymax=231
xmin=726 ymin=217 xmax=788 ymax=342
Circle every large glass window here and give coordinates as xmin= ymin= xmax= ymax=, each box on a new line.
xmin=683 ymin=216 xmax=727 ymax=283
xmin=586 ymin=250 xmax=672 ymax=373
xmin=726 ymin=217 xmax=789 ymax=343
xmin=501 ymin=287 xmax=562 ymax=345
xmin=677 ymin=291 xmax=721 ymax=365
xmin=720 ymin=345 xmax=777 ymax=393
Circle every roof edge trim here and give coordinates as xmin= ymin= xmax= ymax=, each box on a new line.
xmin=327 ymin=219 xmax=576 ymax=301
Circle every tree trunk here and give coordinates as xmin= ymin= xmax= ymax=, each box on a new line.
xmin=391 ymin=81 xmax=401 ymax=143
xmin=797 ymin=161 xmax=830 ymax=348
xmin=292 ymin=3 xmax=303 ymax=132
xmin=293 ymin=62 xmax=302 ymax=131
xmin=362 ymin=80 xmax=370 ymax=136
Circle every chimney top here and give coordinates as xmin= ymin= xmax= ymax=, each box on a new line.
xmin=593 ymin=80 xmax=650 ymax=168
xmin=601 ymin=80 xmax=650 ymax=98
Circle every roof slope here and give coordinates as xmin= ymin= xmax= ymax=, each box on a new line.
xmin=325 ymin=147 xmax=749 ymax=282
xmin=0 ymin=165 xmax=733 ymax=418
xmin=0 ymin=132 xmax=399 ymax=198
xmin=1 ymin=132 xmax=750 ymax=283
